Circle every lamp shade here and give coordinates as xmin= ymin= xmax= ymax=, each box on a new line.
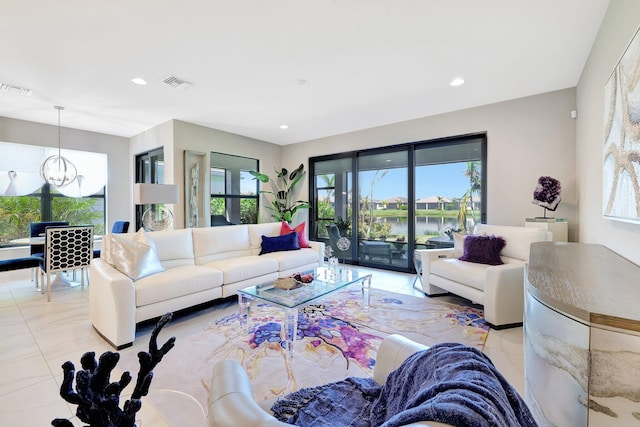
xmin=134 ymin=183 xmax=178 ymax=205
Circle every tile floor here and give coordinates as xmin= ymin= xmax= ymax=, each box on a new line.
xmin=0 ymin=266 xmax=524 ymax=426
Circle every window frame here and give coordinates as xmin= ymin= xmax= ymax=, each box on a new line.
xmin=210 ymin=152 xmax=259 ymax=225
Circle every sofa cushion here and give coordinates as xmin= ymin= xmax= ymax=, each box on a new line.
xmin=280 ymin=221 xmax=310 ymax=248
xmin=430 ymin=259 xmax=490 ymax=291
xmin=260 ymin=232 xmax=300 ymax=255
xmin=473 ymin=224 xmax=549 ymax=261
xmin=459 ymin=234 xmax=505 ymax=265
xmin=134 ymin=265 xmax=223 ymax=307
xmin=146 ymin=229 xmax=196 ymax=268
xmin=108 ymin=229 xmax=165 ymax=281
xmin=261 ymin=247 xmax=320 ymax=271
xmin=203 ymin=256 xmax=279 ymax=284
xmin=193 ymin=226 xmax=252 ymax=264
xmin=248 ymin=222 xmax=281 ymax=252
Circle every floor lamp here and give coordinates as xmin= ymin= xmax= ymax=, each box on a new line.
xmin=134 ymin=183 xmax=179 ymax=231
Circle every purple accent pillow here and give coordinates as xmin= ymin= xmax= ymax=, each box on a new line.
xmin=458 ymin=234 xmax=506 ymax=265
xmin=260 ymin=232 xmax=300 ymax=255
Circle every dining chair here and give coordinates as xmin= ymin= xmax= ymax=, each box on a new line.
xmin=41 ymin=225 xmax=94 ymax=302
xmin=92 ymin=221 xmax=130 ymax=258
xmin=28 ymin=221 xmax=68 ymax=288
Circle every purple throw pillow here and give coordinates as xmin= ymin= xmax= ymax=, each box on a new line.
xmin=458 ymin=234 xmax=506 ymax=265
xmin=260 ymin=232 xmax=300 ymax=255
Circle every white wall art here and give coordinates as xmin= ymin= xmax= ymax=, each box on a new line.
xmin=603 ymin=27 xmax=640 ymax=224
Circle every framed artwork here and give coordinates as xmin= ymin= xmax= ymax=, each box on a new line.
xmin=184 ymin=150 xmax=206 ymax=228
xmin=603 ymin=27 xmax=640 ymax=224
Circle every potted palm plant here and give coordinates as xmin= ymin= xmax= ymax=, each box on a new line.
xmin=249 ymin=164 xmax=310 ymax=223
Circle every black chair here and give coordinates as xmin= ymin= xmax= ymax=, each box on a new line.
xmin=29 ymin=221 xmax=68 ymax=287
xmin=93 ymin=221 xmax=130 ymax=258
xmin=29 ymin=221 xmax=69 ymax=258
xmin=211 ymin=215 xmax=234 ymax=226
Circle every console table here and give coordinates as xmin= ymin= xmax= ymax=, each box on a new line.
xmin=524 ymin=242 xmax=640 ymax=426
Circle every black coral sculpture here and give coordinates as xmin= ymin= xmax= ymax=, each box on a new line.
xmin=52 ymin=313 xmax=175 ymax=427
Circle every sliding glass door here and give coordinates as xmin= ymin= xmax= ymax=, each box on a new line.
xmin=357 ymin=150 xmax=410 ymax=269
xmin=313 ymin=156 xmax=354 ymax=263
xmin=414 ymin=137 xmax=484 ymax=249
xmin=309 ymin=133 xmax=486 ymax=273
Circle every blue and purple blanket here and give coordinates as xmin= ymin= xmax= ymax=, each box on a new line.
xmin=271 ymin=342 xmax=538 ymax=427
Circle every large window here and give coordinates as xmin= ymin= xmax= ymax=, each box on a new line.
xmin=135 ymin=148 xmax=165 ymax=231
xmin=310 ymin=133 xmax=486 ymax=272
xmin=0 ymin=141 xmax=107 ymax=246
xmin=210 ymin=153 xmax=258 ymax=225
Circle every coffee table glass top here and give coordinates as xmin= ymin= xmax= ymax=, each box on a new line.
xmin=238 ymin=266 xmax=372 ymax=308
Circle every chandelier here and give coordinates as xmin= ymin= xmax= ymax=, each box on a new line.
xmin=40 ymin=106 xmax=77 ymax=188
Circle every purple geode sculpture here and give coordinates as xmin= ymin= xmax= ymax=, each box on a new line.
xmin=51 ymin=313 xmax=175 ymax=427
xmin=532 ymin=176 xmax=561 ymax=217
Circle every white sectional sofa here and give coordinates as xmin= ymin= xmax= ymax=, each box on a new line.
xmin=416 ymin=224 xmax=551 ymax=328
xmin=89 ymin=222 xmax=324 ymax=349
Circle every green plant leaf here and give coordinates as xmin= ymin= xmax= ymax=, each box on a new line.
xmin=249 ymin=170 xmax=270 ymax=183
xmin=289 ymin=163 xmax=304 ymax=181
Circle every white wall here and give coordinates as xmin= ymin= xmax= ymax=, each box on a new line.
xmin=577 ymin=0 xmax=640 ymax=265
xmin=129 ymin=120 xmax=175 ymax=226
xmin=171 ymin=120 xmax=281 ymax=228
xmin=0 ymin=116 xmax=131 ymax=230
xmin=285 ymin=88 xmax=578 ymax=240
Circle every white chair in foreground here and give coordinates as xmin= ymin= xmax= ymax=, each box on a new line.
xmin=207 ymin=334 xmax=452 ymax=427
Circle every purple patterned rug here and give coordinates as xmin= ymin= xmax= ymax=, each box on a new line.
xmin=152 ymin=285 xmax=488 ymax=411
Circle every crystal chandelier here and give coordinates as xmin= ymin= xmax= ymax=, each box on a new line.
xmin=40 ymin=106 xmax=77 ymax=188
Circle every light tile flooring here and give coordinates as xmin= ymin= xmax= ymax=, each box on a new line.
xmin=0 ymin=267 xmax=524 ymax=426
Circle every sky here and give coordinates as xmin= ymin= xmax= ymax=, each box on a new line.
xmin=359 ymin=162 xmax=472 ymax=200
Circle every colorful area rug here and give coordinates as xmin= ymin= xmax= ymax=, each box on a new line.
xmin=152 ymin=285 xmax=488 ymax=411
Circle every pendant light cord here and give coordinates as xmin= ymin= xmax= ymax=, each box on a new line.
xmin=55 ymin=105 xmax=64 ymax=158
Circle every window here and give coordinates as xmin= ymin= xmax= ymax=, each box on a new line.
xmin=0 ymin=141 xmax=107 ymax=246
xmin=135 ymin=148 xmax=165 ymax=231
xmin=210 ymin=153 xmax=258 ymax=225
xmin=309 ymin=134 xmax=486 ymax=272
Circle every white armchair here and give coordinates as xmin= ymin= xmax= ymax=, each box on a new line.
xmin=416 ymin=224 xmax=552 ymax=328
xmin=208 ymin=334 xmax=453 ymax=427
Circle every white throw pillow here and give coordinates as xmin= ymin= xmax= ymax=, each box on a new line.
xmin=108 ymin=228 xmax=165 ymax=281
xmin=452 ymin=232 xmax=467 ymax=258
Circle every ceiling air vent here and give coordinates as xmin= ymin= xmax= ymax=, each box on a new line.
xmin=0 ymin=82 xmax=33 ymax=96
xmin=162 ymin=75 xmax=193 ymax=90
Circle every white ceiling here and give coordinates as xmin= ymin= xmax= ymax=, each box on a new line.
xmin=1 ymin=1 xmax=610 ymax=146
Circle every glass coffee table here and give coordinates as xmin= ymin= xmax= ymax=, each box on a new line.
xmin=237 ymin=266 xmax=372 ymax=358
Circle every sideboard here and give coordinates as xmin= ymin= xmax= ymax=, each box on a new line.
xmin=524 ymin=242 xmax=640 ymax=426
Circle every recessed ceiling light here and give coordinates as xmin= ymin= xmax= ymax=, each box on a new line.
xmin=280 ymin=125 xmax=289 ymax=130
xmin=131 ymin=77 xmax=148 ymax=85
xmin=450 ymin=78 xmax=465 ymax=87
